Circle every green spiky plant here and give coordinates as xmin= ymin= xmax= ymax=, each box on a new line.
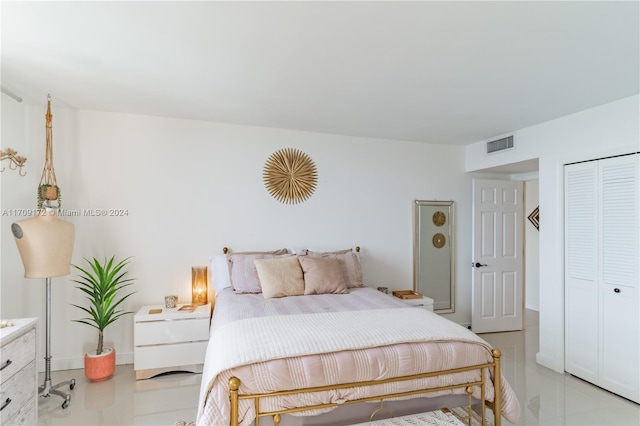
xmin=72 ymin=256 xmax=136 ymax=355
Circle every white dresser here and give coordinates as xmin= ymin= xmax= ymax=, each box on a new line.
xmin=134 ymin=304 xmax=210 ymax=380
xmin=0 ymin=318 xmax=38 ymax=426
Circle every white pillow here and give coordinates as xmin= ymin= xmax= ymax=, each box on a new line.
xmin=210 ymin=254 xmax=232 ymax=294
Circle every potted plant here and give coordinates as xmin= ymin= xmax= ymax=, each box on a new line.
xmin=37 ymin=183 xmax=61 ymax=209
xmin=72 ymin=256 xmax=136 ymax=381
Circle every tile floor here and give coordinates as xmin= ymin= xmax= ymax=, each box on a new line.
xmin=482 ymin=311 xmax=640 ymax=426
xmin=38 ymin=310 xmax=640 ymax=425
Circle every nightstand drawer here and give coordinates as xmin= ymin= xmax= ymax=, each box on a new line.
xmin=398 ymin=296 xmax=435 ymax=312
xmin=134 ymin=341 xmax=208 ymax=371
xmin=403 ymin=296 xmax=433 ymax=312
xmin=135 ymin=318 xmax=209 ymax=346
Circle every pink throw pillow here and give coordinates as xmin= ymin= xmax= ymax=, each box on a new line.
xmin=304 ymin=251 xmax=364 ymax=288
xmin=229 ymin=253 xmax=292 ymax=293
xmin=299 ymin=256 xmax=349 ymax=295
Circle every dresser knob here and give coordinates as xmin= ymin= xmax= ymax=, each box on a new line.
xmin=0 ymin=397 xmax=11 ymax=411
xmin=614 ymin=288 xmax=621 ymax=293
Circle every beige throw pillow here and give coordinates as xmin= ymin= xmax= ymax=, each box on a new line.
xmin=254 ymin=256 xmax=305 ymax=298
xmin=299 ymin=256 xmax=349 ymax=295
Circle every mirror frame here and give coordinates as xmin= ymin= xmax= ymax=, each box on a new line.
xmin=413 ymin=200 xmax=455 ymax=313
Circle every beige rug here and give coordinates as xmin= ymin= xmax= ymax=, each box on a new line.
xmin=449 ymin=405 xmax=494 ymax=426
xmin=350 ymin=408 xmax=466 ymax=425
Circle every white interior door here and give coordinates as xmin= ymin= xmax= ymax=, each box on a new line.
xmin=472 ymin=179 xmax=524 ymax=333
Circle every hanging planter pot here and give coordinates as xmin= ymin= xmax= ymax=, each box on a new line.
xmin=42 ymin=184 xmax=58 ymax=200
xmin=37 ymin=184 xmax=61 ymax=209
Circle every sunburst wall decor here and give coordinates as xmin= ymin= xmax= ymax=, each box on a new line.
xmin=263 ymin=148 xmax=317 ymax=204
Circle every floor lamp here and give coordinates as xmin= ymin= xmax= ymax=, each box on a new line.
xmin=12 ymin=209 xmax=76 ymax=409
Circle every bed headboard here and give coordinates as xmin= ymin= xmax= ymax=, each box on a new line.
xmin=221 ymin=246 xmax=360 ymax=254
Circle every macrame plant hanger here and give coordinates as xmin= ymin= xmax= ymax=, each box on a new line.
xmin=38 ymin=94 xmax=61 ymax=209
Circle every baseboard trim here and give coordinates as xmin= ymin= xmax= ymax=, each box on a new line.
xmin=37 ymin=352 xmax=133 ymax=372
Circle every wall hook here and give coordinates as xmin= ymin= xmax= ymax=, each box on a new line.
xmin=1 ymin=148 xmax=27 ymax=176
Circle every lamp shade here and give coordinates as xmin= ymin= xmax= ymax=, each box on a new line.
xmin=191 ymin=266 xmax=208 ymax=305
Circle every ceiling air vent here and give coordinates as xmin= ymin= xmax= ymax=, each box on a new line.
xmin=486 ymin=135 xmax=514 ymax=154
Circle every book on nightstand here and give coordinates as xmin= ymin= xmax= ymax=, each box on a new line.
xmin=178 ymin=304 xmax=196 ymax=312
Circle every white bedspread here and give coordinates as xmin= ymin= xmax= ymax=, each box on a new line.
xmin=197 ymin=307 xmax=520 ymax=425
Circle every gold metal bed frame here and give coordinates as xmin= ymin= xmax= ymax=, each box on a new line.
xmin=228 ymin=348 xmax=503 ymax=426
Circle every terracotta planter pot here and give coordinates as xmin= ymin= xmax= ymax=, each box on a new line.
xmin=39 ymin=185 xmax=58 ymax=201
xmin=84 ymin=347 xmax=116 ymax=382
xmin=45 ymin=185 xmax=58 ymax=200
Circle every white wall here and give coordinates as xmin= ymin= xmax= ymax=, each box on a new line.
xmin=2 ymin=98 xmax=480 ymax=370
xmin=525 ymin=180 xmax=539 ymax=311
xmin=466 ymin=94 xmax=640 ymax=373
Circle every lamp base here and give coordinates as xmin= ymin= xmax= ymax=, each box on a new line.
xmin=40 ymin=276 xmax=75 ymax=409
xmin=39 ymin=376 xmax=75 ymax=409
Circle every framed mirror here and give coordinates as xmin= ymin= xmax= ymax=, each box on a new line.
xmin=413 ymin=200 xmax=455 ymax=313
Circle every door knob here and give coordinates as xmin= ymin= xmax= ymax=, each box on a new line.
xmin=473 ymin=262 xmax=488 ymax=268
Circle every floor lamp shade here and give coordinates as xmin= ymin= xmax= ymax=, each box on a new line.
xmin=191 ymin=266 xmax=208 ymax=305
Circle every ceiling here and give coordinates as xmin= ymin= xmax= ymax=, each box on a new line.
xmin=1 ymin=1 xmax=638 ymax=146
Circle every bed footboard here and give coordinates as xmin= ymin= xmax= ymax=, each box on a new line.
xmin=228 ymin=348 xmax=503 ymax=426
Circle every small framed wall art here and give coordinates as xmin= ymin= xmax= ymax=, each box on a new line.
xmin=528 ymin=206 xmax=540 ymax=230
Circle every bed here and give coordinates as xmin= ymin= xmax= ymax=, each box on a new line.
xmin=196 ymin=248 xmax=520 ymax=426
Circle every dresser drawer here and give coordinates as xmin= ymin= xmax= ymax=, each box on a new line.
xmin=0 ymin=330 xmax=35 ymax=385
xmin=1 ymin=396 xmax=35 ymax=426
xmin=0 ymin=361 xmax=36 ymax=425
xmin=135 ymin=318 xmax=209 ymax=346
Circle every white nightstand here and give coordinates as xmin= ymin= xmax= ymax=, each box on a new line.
xmin=398 ymin=296 xmax=435 ymax=312
xmin=134 ymin=303 xmax=211 ymax=380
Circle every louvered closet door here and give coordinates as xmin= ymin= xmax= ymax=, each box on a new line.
xmin=564 ymin=161 xmax=599 ymax=384
xmin=598 ymin=155 xmax=639 ymax=402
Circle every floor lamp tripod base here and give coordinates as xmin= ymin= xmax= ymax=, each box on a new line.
xmin=39 ymin=277 xmax=75 ymax=409
xmin=39 ymin=378 xmax=75 ymax=409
